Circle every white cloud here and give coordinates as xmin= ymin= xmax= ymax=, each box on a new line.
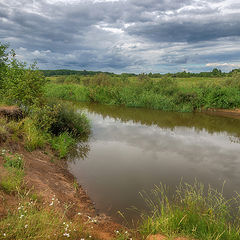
xmin=206 ymin=63 xmax=240 ymax=68
xmin=0 ymin=0 xmax=240 ymax=73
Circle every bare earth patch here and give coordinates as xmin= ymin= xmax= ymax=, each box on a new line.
xmin=0 ymin=106 xmax=23 ymax=120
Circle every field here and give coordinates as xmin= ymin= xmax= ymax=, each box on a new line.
xmin=44 ymin=73 xmax=240 ymax=112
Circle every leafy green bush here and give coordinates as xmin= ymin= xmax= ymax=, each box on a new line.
xmin=29 ymin=103 xmax=60 ymax=132
xmin=49 ymin=102 xmax=90 ymax=137
xmin=0 ymin=43 xmax=46 ymax=107
xmin=22 ymin=118 xmax=47 ymax=151
xmin=50 ymin=132 xmax=76 ymax=158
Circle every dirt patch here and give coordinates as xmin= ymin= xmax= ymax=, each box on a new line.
xmin=0 ymin=106 xmax=23 ymax=120
xmin=147 ymin=234 xmax=167 ymax=240
xmin=147 ymin=234 xmax=195 ymax=240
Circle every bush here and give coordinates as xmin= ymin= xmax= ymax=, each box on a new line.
xmin=22 ymin=118 xmax=47 ymax=151
xmin=29 ymin=103 xmax=60 ymax=132
xmin=50 ymin=132 xmax=76 ymax=158
xmin=49 ymin=102 xmax=90 ymax=137
xmin=0 ymin=43 xmax=46 ymax=107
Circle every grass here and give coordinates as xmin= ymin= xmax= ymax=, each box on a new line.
xmin=44 ymin=73 xmax=240 ymax=112
xmin=0 ymin=167 xmax=24 ymax=194
xmin=0 ymin=150 xmax=24 ymax=194
xmin=50 ymin=132 xmax=76 ymax=158
xmin=0 ymin=100 xmax=90 ymax=157
xmin=0 ymin=201 xmax=93 ymax=240
xmin=22 ymin=118 xmax=47 ymax=151
xmin=0 ymin=149 xmax=98 ymax=240
xmin=138 ymin=181 xmax=240 ymax=240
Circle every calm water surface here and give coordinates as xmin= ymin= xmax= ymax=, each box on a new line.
xmin=68 ymin=103 xmax=240 ymax=222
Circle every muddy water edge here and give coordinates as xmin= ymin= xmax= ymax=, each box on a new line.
xmin=67 ymin=102 xmax=240 ymax=224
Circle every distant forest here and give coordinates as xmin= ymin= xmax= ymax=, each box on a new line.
xmin=41 ymin=68 xmax=240 ymax=78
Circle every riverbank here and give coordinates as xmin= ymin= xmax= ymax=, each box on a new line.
xmin=203 ymin=108 xmax=240 ymax=120
xmin=44 ymin=73 xmax=240 ymax=113
xmin=0 ymin=109 xmax=125 ymax=239
xmin=0 ymin=107 xmax=197 ymax=240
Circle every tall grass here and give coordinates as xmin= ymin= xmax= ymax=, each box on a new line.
xmin=44 ymin=74 xmax=240 ymax=112
xmin=50 ymin=132 xmax=76 ymax=158
xmin=138 ymin=181 xmax=240 ymax=240
xmin=0 ymin=150 xmax=24 ymax=194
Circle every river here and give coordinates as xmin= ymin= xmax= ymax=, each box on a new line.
xmin=68 ymin=102 xmax=240 ymax=223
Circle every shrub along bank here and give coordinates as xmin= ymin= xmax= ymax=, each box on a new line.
xmin=0 ymin=43 xmax=90 ymax=158
xmin=45 ymin=73 xmax=240 ymax=112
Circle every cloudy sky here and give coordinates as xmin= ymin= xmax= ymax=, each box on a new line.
xmin=1 ymin=0 xmax=240 ymax=73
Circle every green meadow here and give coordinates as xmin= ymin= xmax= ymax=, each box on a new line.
xmin=44 ymin=72 xmax=240 ymax=112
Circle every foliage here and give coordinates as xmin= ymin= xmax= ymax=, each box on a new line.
xmin=0 ymin=149 xmax=98 ymax=240
xmin=139 ymin=181 xmax=240 ymax=240
xmin=29 ymin=103 xmax=61 ymax=132
xmin=3 ymin=153 xmax=24 ymax=170
xmin=45 ymin=74 xmax=240 ymax=112
xmin=50 ymin=132 xmax=76 ymax=158
xmin=2 ymin=59 xmax=47 ymax=106
xmin=0 ymin=167 xmax=24 ymax=194
xmin=0 ymin=202 xmax=93 ymax=240
xmin=49 ymin=102 xmax=90 ymax=137
xmin=22 ymin=118 xmax=47 ymax=151
xmin=0 ymin=42 xmax=47 ymax=106
xmin=0 ymin=42 xmax=9 ymax=90
xmin=0 ymin=150 xmax=24 ymax=193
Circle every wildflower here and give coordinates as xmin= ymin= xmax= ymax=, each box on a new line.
xmin=77 ymin=212 xmax=82 ymax=215
xmin=89 ymin=235 xmax=92 ymax=238
xmin=63 ymin=233 xmax=70 ymax=237
xmin=80 ymin=238 xmax=85 ymax=240
xmin=25 ymin=224 xmax=28 ymax=228
xmin=125 ymin=231 xmax=128 ymax=234
xmin=49 ymin=201 xmax=54 ymax=206
xmin=19 ymin=214 xmax=24 ymax=219
xmin=3 ymin=233 xmax=6 ymax=237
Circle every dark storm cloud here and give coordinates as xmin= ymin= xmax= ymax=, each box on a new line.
xmin=126 ymin=15 xmax=240 ymax=43
xmin=0 ymin=0 xmax=239 ymax=72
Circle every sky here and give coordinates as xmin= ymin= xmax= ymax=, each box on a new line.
xmin=0 ymin=0 xmax=240 ymax=73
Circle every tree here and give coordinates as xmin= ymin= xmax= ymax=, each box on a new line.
xmin=0 ymin=42 xmax=9 ymax=90
xmin=0 ymin=42 xmax=47 ymax=106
